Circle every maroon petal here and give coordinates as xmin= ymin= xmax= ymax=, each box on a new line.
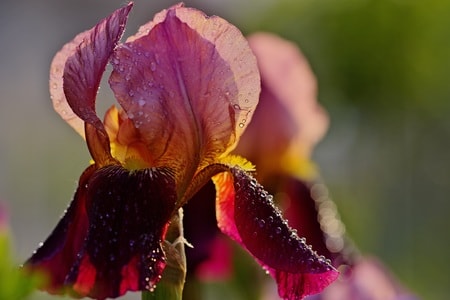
xmin=109 ymin=5 xmax=259 ymax=182
xmin=61 ymin=3 xmax=132 ymax=138
xmin=213 ymin=168 xmax=338 ymax=299
xmin=26 ymin=165 xmax=96 ymax=294
xmin=283 ymin=178 xmax=353 ymax=267
xmin=183 ymin=180 xmax=219 ymax=273
xmin=26 ymin=165 xmax=178 ymax=299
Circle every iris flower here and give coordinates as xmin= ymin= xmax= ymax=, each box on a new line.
xmin=236 ymin=33 xmax=417 ymax=300
xmin=25 ymin=3 xmax=338 ymax=300
xmin=235 ymin=32 xmax=353 ymax=268
xmin=182 ymin=32 xmax=349 ymax=297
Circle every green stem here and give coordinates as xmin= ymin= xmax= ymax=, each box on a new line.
xmin=142 ymin=208 xmax=187 ymax=300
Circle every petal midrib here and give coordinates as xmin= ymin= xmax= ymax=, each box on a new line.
xmin=162 ymin=16 xmax=203 ymax=188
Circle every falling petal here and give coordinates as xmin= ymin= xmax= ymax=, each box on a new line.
xmin=282 ymin=179 xmax=354 ymax=267
xmin=26 ymin=165 xmax=178 ymax=299
xmin=213 ymin=168 xmax=338 ymax=299
xmin=26 ymin=165 xmax=96 ymax=295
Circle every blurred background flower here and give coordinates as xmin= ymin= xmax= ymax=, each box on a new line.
xmin=1 ymin=0 xmax=449 ymax=299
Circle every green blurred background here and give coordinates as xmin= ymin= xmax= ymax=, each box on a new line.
xmin=1 ymin=0 xmax=449 ymax=299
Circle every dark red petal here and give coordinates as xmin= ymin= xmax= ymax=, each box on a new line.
xmin=25 ymin=165 xmax=96 ymax=295
xmin=214 ymin=168 xmax=338 ymax=299
xmin=183 ymin=180 xmax=219 ymax=273
xmin=63 ymin=3 xmax=132 ymax=138
xmin=283 ymin=178 xmax=353 ymax=267
xmin=26 ymin=165 xmax=178 ymax=299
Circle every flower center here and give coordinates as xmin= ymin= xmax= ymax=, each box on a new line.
xmin=104 ymin=106 xmax=153 ymax=170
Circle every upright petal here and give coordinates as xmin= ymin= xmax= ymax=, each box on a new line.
xmin=213 ymin=168 xmax=338 ymax=299
xmin=109 ymin=5 xmax=260 ymax=186
xmin=235 ymin=33 xmax=328 ymax=180
xmin=50 ymin=3 xmax=132 ymax=138
xmin=26 ymin=165 xmax=178 ymax=299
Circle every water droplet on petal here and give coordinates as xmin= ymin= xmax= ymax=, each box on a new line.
xmin=258 ymin=219 xmax=266 ymax=228
xmin=275 ymin=227 xmax=282 ymax=234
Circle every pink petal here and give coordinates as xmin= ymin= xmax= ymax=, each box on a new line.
xmin=51 ymin=3 xmax=132 ymax=138
xmin=313 ymin=257 xmax=418 ymax=300
xmin=213 ymin=168 xmax=338 ymax=299
xmin=109 ymin=5 xmax=260 ymax=182
xmin=235 ymin=33 xmax=328 ymax=170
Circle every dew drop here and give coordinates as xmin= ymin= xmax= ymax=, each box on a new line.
xmin=258 ymin=219 xmax=266 ymax=228
xmin=138 ymin=99 xmax=146 ymax=107
xmin=150 ymin=62 xmax=156 ymax=72
xmin=238 ymin=123 xmax=245 ymax=128
xmin=275 ymin=227 xmax=282 ymax=235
